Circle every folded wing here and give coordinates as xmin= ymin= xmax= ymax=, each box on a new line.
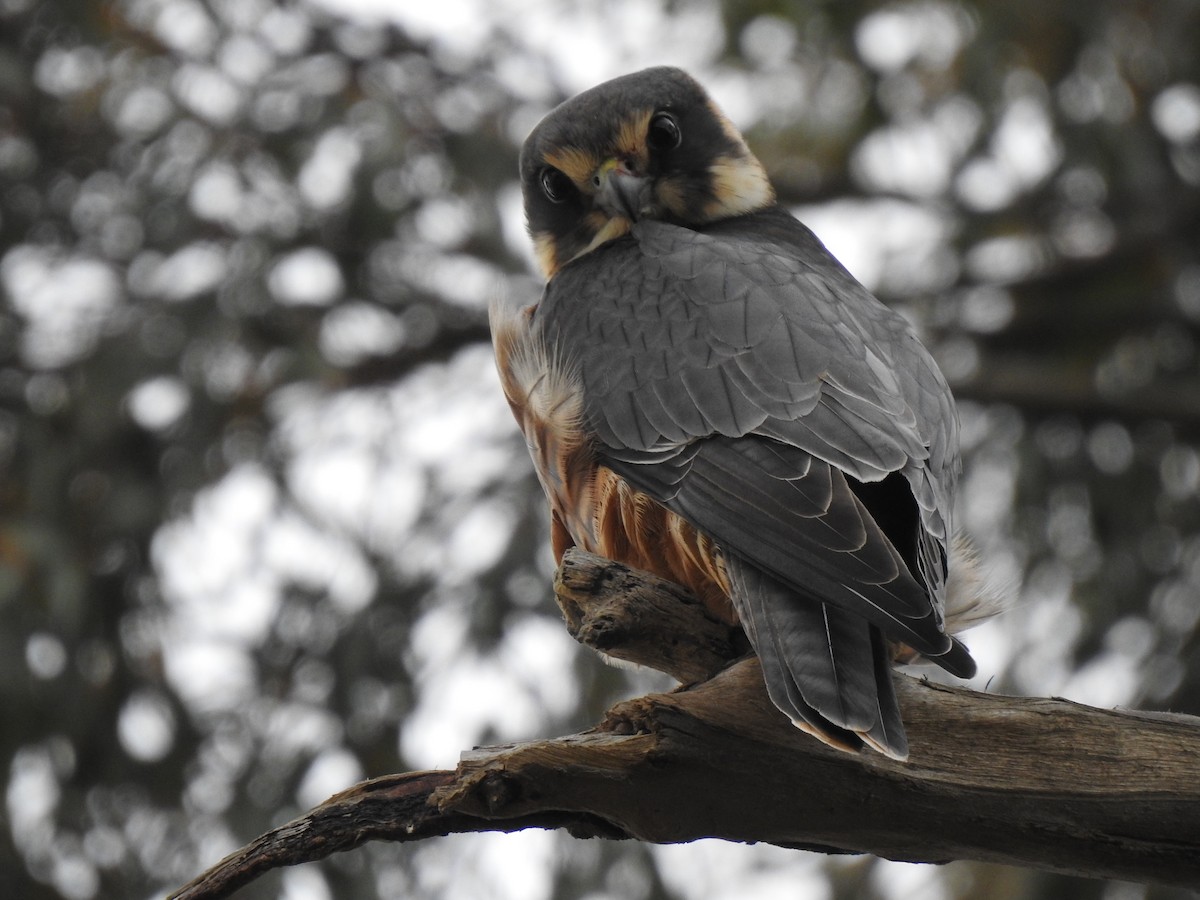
xmin=537 ymin=211 xmax=971 ymax=756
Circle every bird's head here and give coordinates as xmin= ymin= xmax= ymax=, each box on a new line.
xmin=520 ymin=67 xmax=775 ymax=280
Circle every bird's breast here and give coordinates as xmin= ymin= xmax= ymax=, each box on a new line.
xmin=490 ymin=299 xmax=734 ymax=623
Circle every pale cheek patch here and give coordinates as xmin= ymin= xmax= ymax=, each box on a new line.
xmin=701 ymin=99 xmax=775 ymax=219
xmin=572 ymin=215 xmax=632 ymax=265
xmin=531 ymin=231 xmax=560 ymax=280
xmin=531 ymin=215 xmax=632 ymax=280
xmin=705 ymin=155 xmax=774 ymax=220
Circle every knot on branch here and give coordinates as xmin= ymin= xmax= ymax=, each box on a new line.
xmin=554 ymin=548 xmax=749 ymax=683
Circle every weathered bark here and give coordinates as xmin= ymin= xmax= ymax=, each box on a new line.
xmin=170 ymin=550 xmax=1200 ymax=899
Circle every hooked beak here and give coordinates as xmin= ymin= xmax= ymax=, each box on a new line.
xmin=594 ymin=159 xmax=653 ymax=221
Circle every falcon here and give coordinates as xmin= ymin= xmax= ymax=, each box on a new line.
xmin=491 ymin=66 xmax=975 ymax=760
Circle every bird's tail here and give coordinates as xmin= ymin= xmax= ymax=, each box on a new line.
xmin=725 ymin=532 xmax=1009 ymax=760
xmin=725 ymin=553 xmax=910 ymax=760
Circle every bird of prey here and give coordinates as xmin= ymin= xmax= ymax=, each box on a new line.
xmin=491 ymin=66 xmax=975 ymax=760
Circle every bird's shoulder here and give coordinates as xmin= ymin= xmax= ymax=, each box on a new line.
xmin=535 ymin=204 xmax=923 ymax=408
xmin=543 ymin=205 xmax=905 ymax=340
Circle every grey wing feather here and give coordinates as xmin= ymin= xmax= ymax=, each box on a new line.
xmin=567 ymin=221 xmax=956 ymax=480
xmin=541 ymin=216 xmax=959 ymax=568
xmin=617 ymin=436 xmax=950 ymax=654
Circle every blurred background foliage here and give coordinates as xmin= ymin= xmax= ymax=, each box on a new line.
xmin=1 ymin=0 xmax=1198 ymax=898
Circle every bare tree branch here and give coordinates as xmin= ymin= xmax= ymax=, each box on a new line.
xmin=170 ymin=550 xmax=1200 ymax=899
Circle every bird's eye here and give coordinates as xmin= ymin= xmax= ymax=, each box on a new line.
xmin=539 ymin=168 xmax=572 ymax=203
xmin=647 ymin=112 xmax=682 ymax=152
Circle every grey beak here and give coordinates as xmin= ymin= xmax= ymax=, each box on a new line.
xmin=596 ymin=168 xmax=653 ymax=221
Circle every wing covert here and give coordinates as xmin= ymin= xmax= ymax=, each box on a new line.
xmin=537 ymin=212 xmax=958 ymax=493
